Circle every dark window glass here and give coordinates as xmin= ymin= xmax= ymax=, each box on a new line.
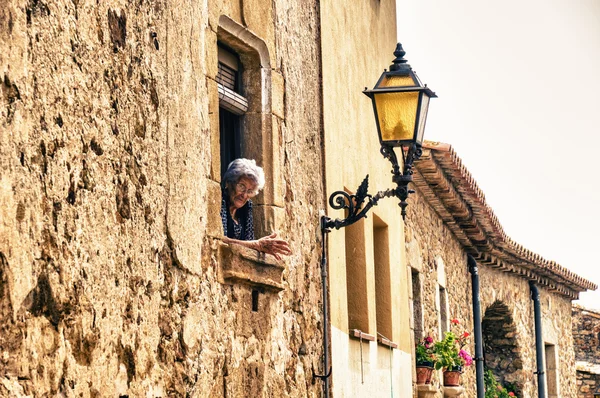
xmin=220 ymin=108 xmax=242 ymax=176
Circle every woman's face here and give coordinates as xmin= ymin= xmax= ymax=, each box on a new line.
xmin=228 ymin=176 xmax=258 ymax=210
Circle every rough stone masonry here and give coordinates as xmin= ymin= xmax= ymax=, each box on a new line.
xmin=0 ymin=0 xmax=325 ymax=396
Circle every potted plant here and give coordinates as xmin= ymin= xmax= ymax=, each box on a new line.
xmin=433 ymin=318 xmax=473 ymax=386
xmin=415 ymin=336 xmax=436 ymax=384
xmin=484 ymin=369 xmax=518 ymax=398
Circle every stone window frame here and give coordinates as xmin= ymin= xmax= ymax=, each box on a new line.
xmin=209 ymin=16 xmax=285 ymax=292
xmin=544 ymin=342 xmax=560 ymax=398
xmin=210 ymin=15 xmax=283 ymax=240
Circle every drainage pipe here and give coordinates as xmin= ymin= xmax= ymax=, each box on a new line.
xmin=529 ymin=281 xmax=546 ymax=398
xmin=314 ymin=219 xmax=332 ymax=396
xmin=468 ymin=254 xmax=484 ymax=398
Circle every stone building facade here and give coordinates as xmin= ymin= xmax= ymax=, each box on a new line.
xmin=405 ymin=142 xmax=596 ymax=398
xmin=2 ymin=1 xmax=596 ymax=397
xmin=1 ymin=0 xmax=413 ymax=396
xmin=573 ymin=305 xmax=600 ymax=397
xmin=1 ymin=0 xmax=326 ymax=396
xmin=320 ymin=0 xmax=417 ymax=396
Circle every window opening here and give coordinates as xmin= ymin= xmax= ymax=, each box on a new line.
xmin=345 ymin=213 xmax=369 ymax=333
xmin=545 ymin=343 xmax=558 ymax=397
xmin=219 ymin=109 xmax=241 ymax=176
xmin=411 ymin=270 xmax=423 ymax=341
xmin=373 ymin=215 xmax=392 ymax=340
xmin=218 ymin=44 xmax=248 ymax=176
xmin=252 ymin=289 xmax=259 ymax=312
xmin=439 ymin=286 xmax=448 ymax=336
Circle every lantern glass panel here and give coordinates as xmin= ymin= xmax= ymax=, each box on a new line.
xmin=416 ymin=93 xmax=430 ymax=145
xmin=378 ymin=75 xmax=417 ymax=89
xmin=374 ymin=91 xmax=419 ymax=143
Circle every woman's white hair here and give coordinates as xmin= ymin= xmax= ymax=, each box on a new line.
xmin=222 ymin=158 xmax=265 ymax=191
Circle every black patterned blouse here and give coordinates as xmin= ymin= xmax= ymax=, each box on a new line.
xmin=221 ymin=193 xmax=254 ymax=241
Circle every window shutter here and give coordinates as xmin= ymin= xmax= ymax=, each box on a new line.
xmin=217 ymin=47 xmax=248 ymax=115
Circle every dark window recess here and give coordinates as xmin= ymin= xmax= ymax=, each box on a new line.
xmin=218 ymin=44 xmax=247 ymax=176
xmin=220 ymin=109 xmax=242 ymax=176
xmin=252 ymin=289 xmax=259 ymax=312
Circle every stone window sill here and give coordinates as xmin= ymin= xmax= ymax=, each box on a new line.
xmin=417 ymin=385 xmax=465 ymax=398
xmin=442 ymin=386 xmax=465 ymax=397
xmin=349 ymin=329 xmax=376 ymax=342
xmin=416 ymin=384 xmax=438 ymax=398
xmin=377 ymin=337 xmax=398 ymax=349
xmin=218 ymin=241 xmax=285 ymax=292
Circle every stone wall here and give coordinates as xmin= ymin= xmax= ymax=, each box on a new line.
xmin=573 ymin=306 xmax=600 ymax=363
xmin=405 ymin=191 xmax=475 ymax=397
xmin=573 ymin=305 xmax=600 ymax=397
xmin=405 ymin=188 xmax=579 ymax=398
xmin=0 ymin=0 xmax=324 ymax=396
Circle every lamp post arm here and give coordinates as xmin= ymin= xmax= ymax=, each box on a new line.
xmin=321 ymin=143 xmax=423 ymax=232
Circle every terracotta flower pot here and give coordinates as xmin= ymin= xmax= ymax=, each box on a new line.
xmin=443 ymin=369 xmax=461 ymax=386
xmin=416 ymin=365 xmax=434 ymax=385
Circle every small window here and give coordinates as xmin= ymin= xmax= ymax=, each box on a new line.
xmin=345 ymin=213 xmax=369 ymax=333
xmin=411 ymin=270 xmax=423 ymax=341
xmin=217 ymin=44 xmax=248 ymax=176
xmin=439 ymin=286 xmax=448 ymax=336
xmin=373 ymin=215 xmax=392 ymax=340
xmin=545 ymin=343 xmax=558 ymax=397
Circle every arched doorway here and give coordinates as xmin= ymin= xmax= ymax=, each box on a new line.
xmin=482 ymin=301 xmax=523 ymax=396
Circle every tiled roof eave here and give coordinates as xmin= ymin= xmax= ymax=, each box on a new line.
xmin=412 ymin=142 xmax=597 ymax=296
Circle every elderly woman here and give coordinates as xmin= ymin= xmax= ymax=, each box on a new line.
xmin=221 ymin=158 xmax=291 ymax=260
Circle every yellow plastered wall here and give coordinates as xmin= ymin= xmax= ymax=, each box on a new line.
xmin=320 ymin=0 xmax=413 ymax=396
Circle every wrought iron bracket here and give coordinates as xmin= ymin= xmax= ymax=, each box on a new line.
xmin=313 ymin=366 xmax=332 ymax=381
xmin=321 ymin=142 xmax=422 ymax=232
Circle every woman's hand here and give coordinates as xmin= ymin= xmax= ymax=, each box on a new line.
xmin=253 ymin=232 xmax=291 ymax=260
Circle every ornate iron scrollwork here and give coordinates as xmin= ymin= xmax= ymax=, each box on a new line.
xmin=321 ymin=143 xmax=422 ymax=231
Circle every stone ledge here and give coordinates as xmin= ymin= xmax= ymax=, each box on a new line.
xmin=416 ymin=384 xmax=438 ymax=398
xmin=577 ymin=361 xmax=600 ymax=375
xmin=219 ymin=242 xmax=285 ymax=292
xmin=349 ymin=329 xmax=376 ymax=341
xmin=377 ymin=337 xmax=398 ymax=349
xmin=441 ymin=386 xmax=465 ymax=397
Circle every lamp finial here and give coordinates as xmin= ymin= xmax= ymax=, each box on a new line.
xmin=390 ymin=43 xmax=411 ymax=72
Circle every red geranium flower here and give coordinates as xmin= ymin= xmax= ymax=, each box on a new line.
xmin=451 ymin=318 xmax=460 ymax=325
xmin=508 ymin=393 xmax=515 ymax=397
xmin=463 ymin=332 xmax=470 ymax=338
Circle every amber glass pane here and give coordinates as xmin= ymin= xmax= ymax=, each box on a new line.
xmin=377 ymin=75 xmax=417 ymax=88
xmin=374 ymin=92 xmax=419 ymax=142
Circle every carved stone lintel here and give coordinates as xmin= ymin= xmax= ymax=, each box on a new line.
xmin=219 ymin=242 xmax=285 ymax=292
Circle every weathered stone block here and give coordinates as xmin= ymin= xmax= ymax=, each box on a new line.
xmin=271 ymin=72 xmax=285 ymax=119
xmin=206 ymin=180 xmax=224 ymax=239
xmin=219 ymin=242 xmax=284 ymax=292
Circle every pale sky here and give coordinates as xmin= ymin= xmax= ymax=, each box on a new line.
xmin=396 ymin=0 xmax=600 ymax=310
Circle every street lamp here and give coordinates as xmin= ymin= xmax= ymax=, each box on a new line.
xmin=314 ymin=43 xmax=436 ymax=393
xmin=322 ymin=42 xmax=437 ymax=230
